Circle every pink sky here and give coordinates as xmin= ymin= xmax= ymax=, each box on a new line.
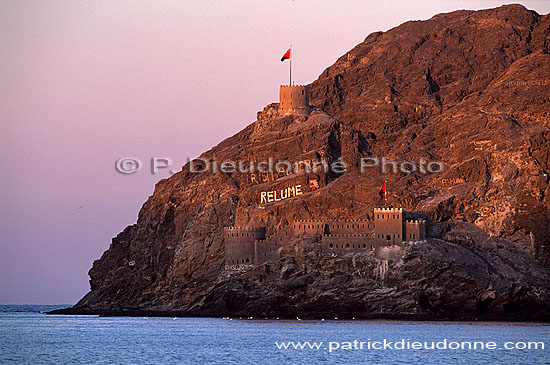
xmin=2 ymin=1 xmax=549 ymax=304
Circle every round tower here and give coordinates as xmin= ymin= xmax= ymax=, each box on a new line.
xmin=279 ymin=85 xmax=310 ymax=116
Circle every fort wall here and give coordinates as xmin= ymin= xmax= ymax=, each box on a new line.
xmin=321 ymin=233 xmax=377 ymax=254
xmin=404 ymin=219 xmax=426 ymax=242
xmin=325 ymin=219 xmax=374 ymax=234
xmin=292 ymin=220 xmax=326 ymax=235
xmin=255 ymin=239 xmax=281 ymax=264
xmin=224 ymin=227 xmax=266 ymax=266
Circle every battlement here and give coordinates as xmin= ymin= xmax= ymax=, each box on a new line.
xmin=374 ymin=208 xmax=404 ymax=213
xmin=224 ymin=226 xmax=265 ymax=231
xmin=279 ymin=85 xmax=310 ymax=116
xmin=406 ymin=219 xmax=426 ymax=225
xmin=293 ymin=218 xmax=373 ymax=223
xmin=224 ymin=226 xmax=266 ymax=239
xmin=327 ymin=218 xmax=374 ymax=223
xmin=323 ymin=233 xmax=375 ymax=238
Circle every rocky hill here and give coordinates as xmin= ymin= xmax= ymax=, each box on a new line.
xmin=53 ymin=5 xmax=550 ymax=320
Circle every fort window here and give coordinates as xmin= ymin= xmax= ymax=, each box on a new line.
xmin=329 ymin=244 xmax=333 ymax=248
xmin=386 ymin=235 xmax=390 ymax=240
xmin=346 ymin=244 xmax=350 ymax=248
xmin=413 ymin=234 xmax=415 ymax=239
xmin=246 ymin=258 xmax=249 ymax=263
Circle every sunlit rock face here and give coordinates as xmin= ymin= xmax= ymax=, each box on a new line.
xmin=65 ymin=5 xmax=550 ymax=321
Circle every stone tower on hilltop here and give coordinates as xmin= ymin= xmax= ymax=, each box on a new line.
xmin=279 ymin=85 xmax=310 ymax=116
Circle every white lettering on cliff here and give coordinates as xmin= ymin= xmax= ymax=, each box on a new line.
xmin=260 ymin=184 xmax=303 ymax=203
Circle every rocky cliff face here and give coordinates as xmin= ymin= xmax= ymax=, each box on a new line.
xmin=58 ymin=5 xmax=550 ymax=320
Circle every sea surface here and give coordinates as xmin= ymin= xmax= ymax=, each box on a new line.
xmin=0 ymin=305 xmax=548 ymax=364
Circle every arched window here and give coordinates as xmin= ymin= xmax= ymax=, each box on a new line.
xmin=329 ymin=243 xmax=333 ymax=248
xmin=246 ymin=258 xmax=250 ymax=263
xmin=346 ymin=243 xmax=350 ymax=248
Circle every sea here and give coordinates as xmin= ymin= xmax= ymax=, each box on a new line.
xmin=0 ymin=305 xmax=548 ymax=364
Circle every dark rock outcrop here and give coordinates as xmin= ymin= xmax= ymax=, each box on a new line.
xmin=52 ymin=5 xmax=550 ymax=321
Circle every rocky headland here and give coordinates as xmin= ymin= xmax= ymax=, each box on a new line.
xmin=52 ymin=5 xmax=550 ymax=321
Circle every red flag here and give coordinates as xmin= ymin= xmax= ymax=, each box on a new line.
xmin=281 ymin=48 xmax=291 ymax=62
xmin=230 ymin=201 xmax=233 ymax=214
xmin=379 ymin=181 xmax=387 ymax=198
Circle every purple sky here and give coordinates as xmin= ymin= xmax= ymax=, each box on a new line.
xmin=2 ymin=1 xmax=549 ymax=304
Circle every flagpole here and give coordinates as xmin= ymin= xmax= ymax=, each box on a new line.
xmin=289 ymin=45 xmax=292 ymax=85
xmin=384 ymin=180 xmax=387 ymax=208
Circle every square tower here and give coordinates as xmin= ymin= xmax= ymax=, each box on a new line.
xmin=374 ymin=208 xmax=404 ymax=245
xmin=279 ymin=85 xmax=310 ymax=116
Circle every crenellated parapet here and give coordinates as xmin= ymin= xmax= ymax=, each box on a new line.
xmin=323 ymin=233 xmax=375 ymax=238
xmin=374 ymin=207 xmax=403 ymax=213
xmin=224 ymin=226 xmax=266 ymax=240
xmin=293 ymin=219 xmax=326 ymax=223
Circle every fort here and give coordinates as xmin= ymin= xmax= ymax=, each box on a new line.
xmin=224 ymin=86 xmax=427 ymax=270
xmin=224 ymin=208 xmax=427 ymax=270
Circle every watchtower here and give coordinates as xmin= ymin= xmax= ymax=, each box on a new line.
xmin=279 ymin=85 xmax=310 ymax=116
